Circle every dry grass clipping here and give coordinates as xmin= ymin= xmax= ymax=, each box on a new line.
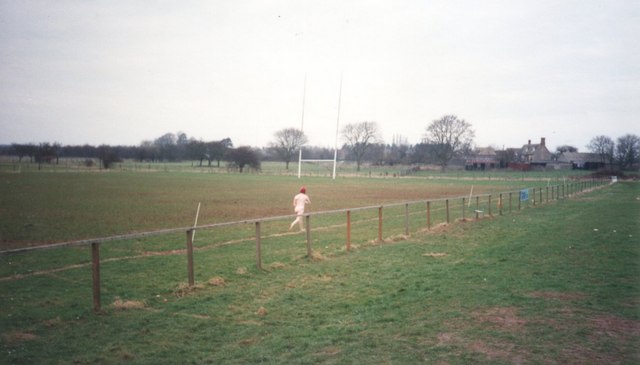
xmin=236 ymin=267 xmax=248 ymax=275
xmin=3 ymin=331 xmax=38 ymax=344
xmin=270 ymin=262 xmax=286 ymax=269
xmin=256 ymin=306 xmax=267 ymax=316
xmin=384 ymin=234 xmax=409 ymax=243
xmin=112 ymin=297 xmax=146 ymax=310
xmin=208 ymin=277 xmax=226 ymax=286
xmin=528 ymin=291 xmax=588 ymax=301
xmin=43 ymin=316 xmax=63 ymax=328
xmin=173 ymin=282 xmax=205 ymax=298
xmin=423 ymin=252 xmax=448 ymax=257
xmin=309 ymin=251 xmax=326 ymax=261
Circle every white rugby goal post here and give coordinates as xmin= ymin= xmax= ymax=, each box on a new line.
xmin=297 ymin=74 xmax=342 ymax=180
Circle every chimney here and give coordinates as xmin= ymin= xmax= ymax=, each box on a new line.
xmin=540 ymin=137 xmax=546 ymax=146
xmin=528 ymin=140 xmax=531 ymax=145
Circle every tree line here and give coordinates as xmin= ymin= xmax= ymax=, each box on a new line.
xmin=3 ymin=134 xmax=237 ymax=170
xmin=2 ymin=116 xmax=638 ymax=171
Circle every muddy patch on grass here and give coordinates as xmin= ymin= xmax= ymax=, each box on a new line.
xmin=256 ymin=306 xmax=267 ymax=316
xmin=435 ymin=330 xmax=529 ymax=364
xmin=561 ymin=344 xmax=624 ymax=365
xmin=528 ymin=291 xmax=588 ymax=301
xmin=561 ymin=314 xmax=640 ymax=365
xmin=436 ymin=332 xmax=456 ymax=345
xmin=314 ymin=346 xmax=342 ymax=357
xmin=469 ymin=341 xmax=527 ymax=364
xmin=238 ymin=337 xmax=260 ymax=346
xmin=286 ymin=274 xmax=333 ymax=289
xmin=589 ymin=314 xmax=640 ymax=341
xmin=535 ymin=306 xmax=640 ymax=363
xmin=473 ymin=307 xmax=527 ymax=331
xmin=3 ymin=331 xmax=38 ymax=344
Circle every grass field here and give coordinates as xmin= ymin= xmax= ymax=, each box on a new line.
xmin=0 ymin=166 xmax=577 ymax=249
xmin=0 ymin=169 xmax=638 ymax=364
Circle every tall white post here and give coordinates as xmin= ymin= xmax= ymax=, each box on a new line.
xmin=298 ymin=75 xmax=307 ymax=179
xmin=332 ymin=74 xmax=343 ymax=180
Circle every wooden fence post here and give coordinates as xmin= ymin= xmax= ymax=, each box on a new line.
xmin=404 ymin=204 xmax=410 ymax=236
xmin=499 ymin=193 xmax=503 ymax=216
xmin=426 ymin=201 xmax=431 ymax=230
xmin=446 ymin=200 xmax=450 ymax=224
xmin=91 ymin=242 xmax=101 ymax=313
xmin=462 ymin=198 xmax=466 ymax=220
xmin=533 ymin=188 xmax=536 ymax=206
xmin=378 ymin=206 xmax=383 ymax=242
xmin=509 ymin=192 xmax=512 ymax=213
xmin=539 ymin=188 xmax=542 ymax=204
xmin=488 ymin=195 xmax=492 ymax=216
xmin=186 ymin=229 xmax=195 ymax=286
xmin=255 ymin=221 xmax=262 ymax=270
xmin=305 ymin=215 xmax=312 ymax=257
xmin=546 ymin=187 xmax=549 ymax=203
xmin=346 ymin=210 xmax=351 ymax=252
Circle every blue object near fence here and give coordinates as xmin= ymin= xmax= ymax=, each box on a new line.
xmin=520 ymin=189 xmax=529 ymax=201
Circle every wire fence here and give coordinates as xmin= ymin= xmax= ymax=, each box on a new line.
xmin=0 ymin=179 xmax=610 ymax=312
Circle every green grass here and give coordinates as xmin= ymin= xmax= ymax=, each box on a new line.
xmin=0 ymin=175 xmax=637 ymax=363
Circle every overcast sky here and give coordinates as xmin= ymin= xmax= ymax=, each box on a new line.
xmin=1 ymin=0 xmax=638 ymax=151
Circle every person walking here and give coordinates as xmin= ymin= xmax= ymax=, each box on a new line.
xmin=289 ymin=186 xmax=311 ymax=231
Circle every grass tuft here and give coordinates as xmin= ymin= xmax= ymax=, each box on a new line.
xmin=111 ymin=297 xmax=146 ymax=310
xmin=207 ymin=276 xmax=226 ymax=286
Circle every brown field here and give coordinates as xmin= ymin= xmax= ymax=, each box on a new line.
xmin=0 ymin=171 xmax=538 ymax=249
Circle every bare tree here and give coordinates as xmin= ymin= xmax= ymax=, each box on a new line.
xmin=97 ymin=145 xmax=121 ymax=169
xmin=271 ymin=128 xmax=308 ymax=170
xmin=11 ymin=143 xmax=37 ymax=162
xmin=138 ymin=140 xmax=159 ymax=162
xmin=154 ymin=133 xmax=178 ymax=161
xmin=556 ymin=145 xmax=578 ymax=153
xmin=341 ymin=121 xmax=382 ymax=171
xmin=587 ymin=135 xmax=615 ymax=165
xmin=424 ymin=115 xmax=474 ymax=171
xmin=186 ymin=139 xmax=207 ymax=166
xmin=225 ymin=146 xmax=261 ymax=173
xmin=615 ymin=134 xmax=640 ymax=170
xmin=206 ymin=138 xmax=233 ymax=167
